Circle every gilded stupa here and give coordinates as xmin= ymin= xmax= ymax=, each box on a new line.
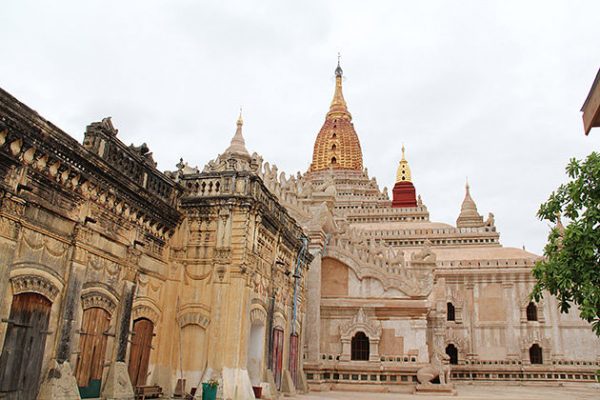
xmin=392 ymin=145 xmax=418 ymax=207
xmin=309 ymin=58 xmax=363 ymax=172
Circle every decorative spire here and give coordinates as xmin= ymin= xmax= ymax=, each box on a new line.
xmin=328 ymin=54 xmax=351 ymax=120
xmin=224 ymin=110 xmax=249 ymax=158
xmin=309 ymin=57 xmax=363 ymax=172
xmin=456 ymin=179 xmax=484 ymax=228
xmin=395 ymin=144 xmax=412 ymax=183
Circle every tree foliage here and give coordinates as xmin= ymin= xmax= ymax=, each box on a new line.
xmin=532 ymin=151 xmax=600 ymax=337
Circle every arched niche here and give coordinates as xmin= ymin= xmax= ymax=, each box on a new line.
xmin=339 ymin=308 xmax=381 ymax=362
xmin=247 ymin=303 xmax=267 ymax=386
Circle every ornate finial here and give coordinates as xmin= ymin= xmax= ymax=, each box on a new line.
xmin=395 ymin=144 xmax=412 ymax=183
xmin=237 ymin=107 xmax=243 ymax=126
xmin=335 ymin=52 xmax=343 ymax=77
xmin=327 ymin=53 xmax=349 ymax=119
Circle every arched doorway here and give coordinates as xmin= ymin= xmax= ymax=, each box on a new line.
xmin=529 ymin=344 xmax=543 ymax=364
xmin=76 ymin=307 xmax=111 ymax=398
xmin=128 ymin=318 xmax=154 ymax=388
xmin=445 ymin=344 xmax=458 ymax=365
xmin=247 ymin=321 xmax=266 ymax=386
xmin=0 ymin=293 xmax=52 ymax=400
xmin=351 ymin=331 xmax=370 ymax=361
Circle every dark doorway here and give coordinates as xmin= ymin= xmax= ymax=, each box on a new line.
xmin=529 ymin=344 xmax=543 ymax=364
xmin=0 ymin=293 xmax=52 ymax=400
xmin=445 ymin=344 xmax=458 ymax=365
xmin=128 ymin=318 xmax=154 ymax=388
xmin=351 ymin=331 xmax=370 ymax=361
xmin=526 ymin=302 xmax=538 ymax=321
xmin=76 ymin=307 xmax=111 ymax=398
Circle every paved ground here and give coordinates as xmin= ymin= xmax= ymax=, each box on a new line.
xmin=295 ymin=384 xmax=600 ymax=399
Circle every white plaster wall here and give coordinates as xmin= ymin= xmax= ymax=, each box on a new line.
xmin=320 ymin=318 xmax=342 ymax=356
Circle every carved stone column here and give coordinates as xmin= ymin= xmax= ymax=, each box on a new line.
xmin=38 ymin=227 xmax=88 ymax=400
xmin=102 ymin=251 xmax=138 ymax=400
xmin=369 ymin=338 xmax=380 ymax=362
xmin=339 ymin=338 xmax=351 ymax=362
xmin=304 ymin=240 xmax=324 ymax=363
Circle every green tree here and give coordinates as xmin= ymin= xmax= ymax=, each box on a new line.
xmin=532 ymin=151 xmax=600 ymax=337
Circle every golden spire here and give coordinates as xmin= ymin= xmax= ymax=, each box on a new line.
xmin=395 ymin=144 xmax=412 ymax=183
xmin=327 ymin=53 xmax=351 ymax=120
xmin=309 ymin=57 xmax=363 ymax=172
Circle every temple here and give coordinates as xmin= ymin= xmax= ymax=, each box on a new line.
xmin=0 ymin=60 xmax=598 ymax=400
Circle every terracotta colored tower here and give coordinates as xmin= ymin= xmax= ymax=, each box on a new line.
xmin=392 ymin=145 xmax=417 ymax=208
xmin=309 ymin=58 xmax=363 ymax=172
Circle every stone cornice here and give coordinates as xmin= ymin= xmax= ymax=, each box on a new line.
xmin=179 ymin=170 xmax=312 ymax=264
xmin=0 ymin=87 xmax=182 ymax=236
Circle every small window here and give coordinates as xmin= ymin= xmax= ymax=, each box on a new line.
xmin=351 ymin=332 xmax=369 ymax=361
xmin=447 ymin=302 xmax=456 ymax=321
xmin=530 ymin=344 xmax=543 ymax=364
xmin=331 ymin=144 xmax=337 ymax=151
xmin=526 ymin=302 xmax=538 ymax=321
xmin=332 ymin=132 xmax=337 ymax=139
xmin=331 ymin=157 xmax=337 ymax=164
xmin=446 ymin=344 xmax=458 ymax=365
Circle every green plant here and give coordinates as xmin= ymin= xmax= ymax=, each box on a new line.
xmin=205 ymin=378 xmax=219 ymax=388
xmin=531 ymin=152 xmax=600 ymax=336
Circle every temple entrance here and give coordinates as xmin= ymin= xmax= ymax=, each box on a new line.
xmin=271 ymin=328 xmax=284 ymax=390
xmin=247 ymin=321 xmax=266 ymax=386
xmin=128 ymin=318 xmax=154 ymax=387
xmin=0 ymin=293 xmax=52 ymax=400
xmin=529 ymin=344 xmax=543 ymax=364
xmin=445 ymin=344 xmax=458 ymax=365
xmin=76 ymin=307 xmax=111 ymax=398
xmin=351 ymin=331 xmax=370 ymax=361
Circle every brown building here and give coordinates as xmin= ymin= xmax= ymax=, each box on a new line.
xmin=582 ymin=68 xmax=600 ymax=135
xmin=0 ymin=90 xmax=311 ymax=399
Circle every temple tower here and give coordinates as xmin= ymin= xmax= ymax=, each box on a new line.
xmin=309 ymin=59 xmax=363 ymax=172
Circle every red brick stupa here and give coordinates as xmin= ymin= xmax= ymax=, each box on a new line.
xmin=392 ymin=145 xmax=418 ymax=208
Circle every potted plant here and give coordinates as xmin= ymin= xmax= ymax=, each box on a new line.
xmin=202 ymin=378 xmax=219 ymax=400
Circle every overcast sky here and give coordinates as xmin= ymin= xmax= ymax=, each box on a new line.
xmin=2 ymin=1 xmax=599 ymax=254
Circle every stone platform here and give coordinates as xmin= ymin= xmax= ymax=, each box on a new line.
xmin=294 ymin=383 xmax=600 ymax=399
